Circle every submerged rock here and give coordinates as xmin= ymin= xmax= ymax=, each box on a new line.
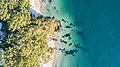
xmin=69 ymin=23 xmax=76 ymax=26
xmin=61 ymin=19 xmax=66 ymax=22
xmin=68 ymin=37 xmax=71 ymax=40
xmin=70 ymin=23 xmax=73 ymax=26
xmin=60 ymin=39 xmax=67 ymax=44
xmin=64 ymin=33 xmax=70 ymax=37
xmin=49 ymin=0 xmax=52 ymax=3
xmin=59 ymin=48 xmax=65 ymax=53
xmin=65 ymin=26 xmax=71 ymax=28
xmin=54 ymin=7 xmax=56 ymax=9
xmin=64 ymin=49 xmax=78 ymax=56
xmin=69 ymin=43 xmax=72 ymax=46
xmin=62 ymin=34 xmax=71 ymax=39
xmin=47 ymin=9 xmax=49 ymax=11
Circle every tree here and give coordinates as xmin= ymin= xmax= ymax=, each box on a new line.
xmin=0 ymin=0 xmax=60 ymax=67
xmin=0 ymin=0 xmax=31 ymax=31
xmin=2 ymin=19 xmax=58 ymax=66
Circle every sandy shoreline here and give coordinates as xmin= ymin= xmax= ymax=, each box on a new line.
xmin=29 ymin=0 xmax=59 ymax=67
xmin=29 ymin=0 xmax=50 ymax=16
xmin=44 ymin=33 xmax=59 ymax=67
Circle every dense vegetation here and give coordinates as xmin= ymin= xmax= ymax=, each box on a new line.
xmin=0 ymin=0 xmax=60 ymax=67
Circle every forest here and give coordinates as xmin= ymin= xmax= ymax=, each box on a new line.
xmin=0 ymin=0 xmax=60 ymax=67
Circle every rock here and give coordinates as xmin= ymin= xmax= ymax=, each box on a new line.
xmin=65 ymin=26 xmax=71 ymax=28
xmin=60 ymin=39 xmax=67 ymax=44
xmin=61 ymin=19 xmax=66 ymax=22
xmin=54 ymin=7 xmax=56 ymax=9
xmin=64 ymin=33 xmax=70 ymax=37
xmin=68 ymin=37 xmax=71 ymax=40
xmin=69 ymin=43 xmax=72 ymax=46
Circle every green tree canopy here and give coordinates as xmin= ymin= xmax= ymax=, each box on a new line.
xmin=0 ymin=0 xmax=31 ymax=31
xmin=2 ymin=25 xmax=55 ymax=67
xmin=0 ymin=0 xmax=60 ymax=67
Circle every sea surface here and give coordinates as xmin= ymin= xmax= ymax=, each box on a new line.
xmin=45 ymin=0 xmax=120 ymax=67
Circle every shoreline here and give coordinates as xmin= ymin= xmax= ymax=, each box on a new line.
xmin=29 ymin=0 xmax=59 ymax=67
xmin=40 ymin=0 xmax=90 ymax=67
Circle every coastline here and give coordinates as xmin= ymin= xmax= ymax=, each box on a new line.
xmin=29 ymin=0 xmax=84 ymax=67
xmin=41 ymin=0 xmax=91 ymax=67
xmin=29 ymin=0 xmax=59 ymax=67
xmin=29 ymin=0 xmax=90 ymax=67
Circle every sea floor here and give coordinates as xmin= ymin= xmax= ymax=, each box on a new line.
xmin=36 ymin=0 xmax=120 ymax=67
xmin=43 ymin=0 xmax=91 ymax=67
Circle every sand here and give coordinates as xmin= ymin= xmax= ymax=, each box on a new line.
xmin=29 ymin=0 xmax=50 ymax=16
xmin=29 ymin=0 xmax=58 ymax=67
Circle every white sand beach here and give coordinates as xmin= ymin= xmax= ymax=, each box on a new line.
xmin=29 ymin=0 xmax=50 ymax=16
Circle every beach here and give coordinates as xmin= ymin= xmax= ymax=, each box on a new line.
xmin=29 ymin=0 xmax=59 ymax=67
xmin=39 ymin=0 xmax=91 ymax=67
xmin=30 ymin=0 xmax=90 ymax=67
xmin=1 ymin=0 xmax=120 ymax=67
xmin=49 ymin=0 xmax=91 ymax=67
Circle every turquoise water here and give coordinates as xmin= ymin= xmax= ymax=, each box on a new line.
xmin=45 ymin=0 xmax=91 ymax=67
xmin=45 ymin=0 xmax=120 ymax=67
xmin=82 ymin=0 xmax=120 ymax=67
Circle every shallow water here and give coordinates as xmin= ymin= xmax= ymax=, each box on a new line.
xmin=45 ymin=0 xmax=120 ymax=67
xmin=45 ymin=0 xmax=91 ymax=67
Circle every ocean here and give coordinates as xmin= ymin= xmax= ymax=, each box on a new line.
xmin=45 ymin=0 xmax=120 ymax=67
xmin=82 ymin=0 xmax=120 ymax=67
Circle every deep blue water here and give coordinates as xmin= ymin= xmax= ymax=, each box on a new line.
xmin=71 ymin=0 xmax=120 ymax=67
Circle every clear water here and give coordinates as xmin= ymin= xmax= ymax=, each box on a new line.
xmin=45 ymin=0 xmax=120 ymax=67
xmin=82 ymin=0 xmax=120 ymax=67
